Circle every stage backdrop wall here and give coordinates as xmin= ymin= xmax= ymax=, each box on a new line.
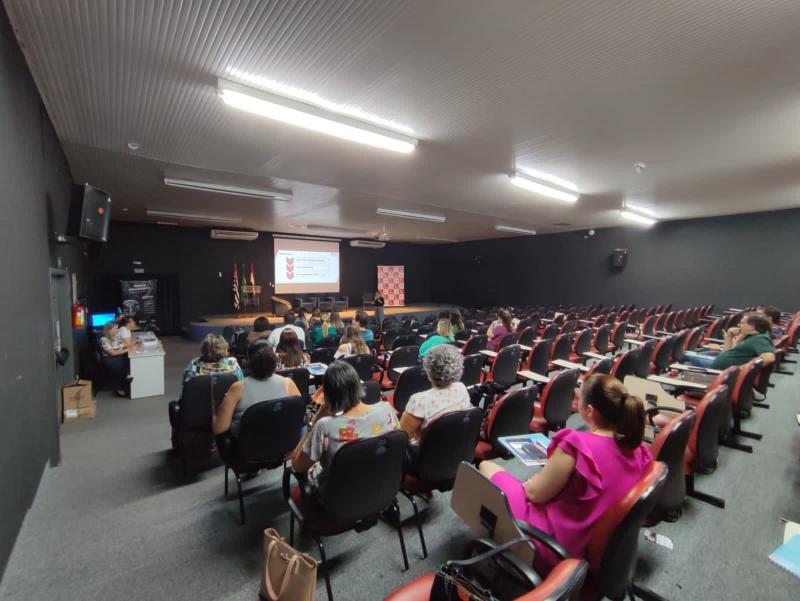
xmin=430 ymin=208 xmax=800 ymax=311
xmin=0 ymin=5 xmax=89 ymax=578
xmin=88 ymin=223 xmax=435 ymax=322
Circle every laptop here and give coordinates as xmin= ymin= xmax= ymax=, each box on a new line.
xmin=450 ymin=462 xmax=535 ymax=566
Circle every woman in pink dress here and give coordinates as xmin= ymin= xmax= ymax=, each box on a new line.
xmin=479 ymin=374 xmax=652 ymax=572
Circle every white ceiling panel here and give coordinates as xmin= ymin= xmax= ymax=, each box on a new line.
xmin=6 ymin=0 xmax=800 ymax=241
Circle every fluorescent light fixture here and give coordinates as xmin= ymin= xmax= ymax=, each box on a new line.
xmin=495 ymin=224 xmax=537 ymax=236
xmin=416 ymin=235 xmax=459 ymax=243
xmin=146 ymin=210 xmax=242 ymax=224
xmin=509 ymin=171 xmax=579 ymax=203
xmin=376 ymin=208 xmax=446 ymax=223
xmin=624 ymin=202 xmax=657 ymax=217
xmin=218 ymin=78 xmax=417 ymax=153
xmin=620 ymin=210 xmax=657 ymax=226
xmin=516 ymin=168 xmax=579 ymax=193
xmin=164 ymin=177 xmax=291 ymax=201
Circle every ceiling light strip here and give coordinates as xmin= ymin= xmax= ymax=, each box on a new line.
xmin=376 ymin=208 xmax=446 ymax=223
xmin=416 ymin=235 xmax=459 ymax=243
xmin=620 ymin=210 xmax=657 ymax=226
xmin=624 ymin=202 xmax=657 ymax=217
xmin=164 ymin=176 xmax=292 ymax=201
xmin=218 ymin=79 xmax=417 ymax=154
xmin=146 ymin=209 xmax=242 ymax=224
xmin=495 ymin=224 xmax=537 ymax=235
xmin=509 ymin=171 xmax=579 ymax=203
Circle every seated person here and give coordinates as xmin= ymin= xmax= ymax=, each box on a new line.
xmin=450 ymin=310 xmax=465 ymax=336
xmin=267 ymin=312 xmax=306 ymax=349
xmin=761 ymin=305 xmax=785 ymax=339
xmin=289 ymin=361 xmax=399 ymax=494
xmin=486 ymin=309 xmax=514 ymax=352
xmin=356 ymin=311 xmax=374 ymax=343
xmin=184 ymin=334 xmax=244 ymax=383
xmin=276 ymin=329 xmax=311 ymax=370
xmin=247 ymin=316 xmax=272 ymax=343
xmin=295 ymin=308 xmax=309 ymax=331
xmin=99 ymin=322 xmax=130 ymax=397
xmin=329 ymin=311 xmax=345 ymax=336
xmin=307 ymin=318 xmax=324 ymax=349
xmin=478 ymin=374 xmax=652 ymax=573
xmin=334 ymin=325 xmax=370 ymax=359
xmin=212 ymin=341 xmax=301 ymax=437
xmin=419 ymin=318 xmax=455 ymax=358
xmin=400 ymin=344 xmax=471 ymax=472
xmin=117 ymin=316 xmax=139 ymax=350
xmin=683 ymin=312 xmax=775 ymax=369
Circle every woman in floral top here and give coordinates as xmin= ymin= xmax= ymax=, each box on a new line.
xmin=183 ymin=334 xmax=244 ymax=383
xmin=290 ymin=361 xmax=399 ymax=494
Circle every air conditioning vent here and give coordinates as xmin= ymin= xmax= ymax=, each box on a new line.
xmin=210 ymin=229 xmax=259 ymax=241
xmin=349 ymin=239 xmax=386 ymax=249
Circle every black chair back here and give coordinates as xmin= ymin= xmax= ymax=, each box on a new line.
xmin=318 ymin=334 xmax=340 ymax=348
xmin=671 ymin=329 xmax=690 ymax=363
xmin=573 ymin=328 xmax=593 ymax=357
xmin=276 ymin=368 xmax=310 ymax=403
xmin=487 ymin=387 xmax=537 ymax=446
xmin=652 ymin=336 xmax=677 ymax=373
xmin=387 ymin=346 xmax=420 ymax=384
xmin=733 ymin=358 xmax=762 ymax=414
xmin=634 ymin=339 xmax=657 ymax=378
xmin=541 ymin=323 xmax=560 ymax=340
xmin=610 ymin=322 xmax=626 ymax=350
xmin=237 ymin=396 xmax=305 ymax=461
xmin=551 ymin=333 xmax=573 ymax=362
xmin=540 ymin=368 xmax=580 ymax=430
xmin=611 ymin=350 xmax=638 ymax=383
xmin=362 ymin=380 xmax=381 ymax=405
xmin=560 ymin=319 xmax=577 ymax=334
xmin=462 ymin=335 xmax=488 ymax=355
xmin=392 ymin=334 xmax=418 ymax=350
xmin=461 ymin=353 xmax=487 ymax=388
xmin=593 ymin=324 xmax=611 ymax=354
xmin=342 ymin=354 xmax=376 ymax=381
xmin=310 ymin=347 xmax=336 ymax=364
xmin=221 ymin=326 xmax=239 ymax=344
xmin=517 ymin=326 xmax=537 ymax=347
xmin=391 ymin=365 xmax=431 ymax=414
xmin=417 ymin=323 xmax=434 ymax=335
xmin=694 ymin=385 xmax=727 ymax=470
xmin=417 ymin=408 xmax=482 ymax=487
xmin=497 ymin=332 xmax=519 ymax=350
xmin=382 ymin=328 xmax=404 ymax=350
xmin=179 ymin=374 xmax=238 ymax=429
xmin=526 ymin=339 xmax=552 ymax=376
xmin=490 ymin=345 xmax=522 ymax=388
xmin=321 ymin=430 xmax=408 ymax=523
xmin=589 ymin=356 xmax=614 ymax=376
xmin=650 ymin=411 xmax=695 ymax=517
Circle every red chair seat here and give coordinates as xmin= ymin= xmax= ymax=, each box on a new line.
xmin=384 ymin=573 xmax=435 ymax=601
xmin=474 ymin=439 xmax=496 ymax=461
xmin=289 ymin=485 xmax=357 ymax=536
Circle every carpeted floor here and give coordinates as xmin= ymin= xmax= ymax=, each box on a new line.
xmin=1 ymin=337 xmax=798 ymax=600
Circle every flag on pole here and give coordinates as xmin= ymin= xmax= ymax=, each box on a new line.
xmin=240 ymin=263 xmax=248 ymax=306
xmin=249 ymin=263 xmax=256 ymax=287
xmin=232 ymin=264 xmax=240 ymax=310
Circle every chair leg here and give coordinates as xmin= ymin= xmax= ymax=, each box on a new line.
xmin=317 ymin=537 xmax=333 ymax=601
xmin=289 ymin=513 xmax=295 ymax=547
xmin=630 ymin=582 xmax=670 ymax=601
xmin=224 ymin=466 xmax=229 ymax=498
xmin=401 ymin=491 xmax=428 ymax=559
xmin=394 ymin=500 xmax=410 ymax=571
xmin=720 ymin=438 xmax=753 ymax=453
xmin=685 ymin=474 xmax=725 ymax=508
xmin=236 ymin=474 xmax=245 ymax=525
xmin=752 ymin=401 xmax=769 ymax=409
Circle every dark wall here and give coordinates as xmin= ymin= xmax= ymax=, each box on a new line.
xmin=89 ymin=222 xmax=434 ymax=323
xmin=0 ymin=7 xmax=86 ymax=577
xmin=431 ymin=209 xmax=800 ymax=311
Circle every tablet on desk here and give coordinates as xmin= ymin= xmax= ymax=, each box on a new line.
xmin=307 ymin=363 xmax=327 ymax=376
xmin=498 ymin=433 xmax=551 ymax=466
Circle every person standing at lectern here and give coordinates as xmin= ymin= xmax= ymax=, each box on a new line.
xmin=374 ymin=290 xmax=385 ymax=328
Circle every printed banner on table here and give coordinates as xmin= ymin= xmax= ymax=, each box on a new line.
xmin=377 ymin=265 xmax=405 ymax=307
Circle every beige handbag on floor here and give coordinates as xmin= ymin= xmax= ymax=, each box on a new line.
xmin=259 ymin=528 xmax=318 ymax=601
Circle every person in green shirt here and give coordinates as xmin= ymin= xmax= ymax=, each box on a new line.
xmin=419 ymin=318 xmax=455 ymax=358
xmin=683 ymin=312 xmax=775 ymax=369
xmin=450 ymin=310 xmax=465 ymax=336
xmin=307 ymin=318 xmax=323 ymax=350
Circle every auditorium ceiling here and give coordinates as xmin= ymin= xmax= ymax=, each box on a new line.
xmin=6 ymin=0 xmax=800 ymax=242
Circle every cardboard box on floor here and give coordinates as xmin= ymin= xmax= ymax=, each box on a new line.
xmin=62 ymin=379 xmax=96 ymax=424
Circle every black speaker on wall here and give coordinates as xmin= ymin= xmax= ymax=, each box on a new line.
xmin=611 ymin=248 xmax=628 ymax=269
xmin=69 ymin=183 xmax=111 ymax=242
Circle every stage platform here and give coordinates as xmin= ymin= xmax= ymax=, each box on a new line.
xmin=185 ymin=304 xmax=454 ymax=341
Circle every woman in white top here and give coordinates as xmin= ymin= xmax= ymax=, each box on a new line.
xmin=99 ymin=322 xmax=129 ymax=397
xmin=400 ymin=344 xmax=471 ymax=474
xmin=334 ymin=325 xmax=369 ymax=359
xmin=117 ymin=316 xmax=139 ymax=350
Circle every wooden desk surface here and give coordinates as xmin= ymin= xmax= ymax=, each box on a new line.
xmin=517 ymin=370 xmax=550 ymax=384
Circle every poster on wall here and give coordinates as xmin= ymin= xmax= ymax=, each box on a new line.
xmin=377 ymin=265 xmax=405 ymax=307
xmin=120 ymin=279 xmax=158 ymax=328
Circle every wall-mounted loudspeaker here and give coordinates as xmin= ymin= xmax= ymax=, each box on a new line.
xmin=610 ymin=249 xmax=628 ymax=269
xmin=70 ymin=183 xmax=111 ymax=242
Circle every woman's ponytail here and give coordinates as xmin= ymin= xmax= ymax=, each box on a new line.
xmin=614 ymin=393 xmax=646 ymax=450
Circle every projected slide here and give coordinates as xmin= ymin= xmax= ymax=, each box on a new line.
xmin=274 ymin=237 xmax=340 ymax=294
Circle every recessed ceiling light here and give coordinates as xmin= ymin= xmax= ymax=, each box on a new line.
xmin=620 ymin=210 xmax=657 ymax=226
xmin=509 ymin=170 xmax=579 ymax=203
xmin=122 ymin=207 xmax=129 ymax=212
xmin=127 ymin=141 xmax=140 ymax=150
xmin=218 ymin=78 xmax=417 ymax=153
xmin=376 ymin=208 xmax=446 ymax=223
xmin=495 ymin=224 xmax=537 ymax=236
xmin=146 ymin=209 xmax=242 ymax=224
xmin=163 ymin=176 xmax=292 ymax=201
xmin=416 ymin=235 xmax=459 ymax=243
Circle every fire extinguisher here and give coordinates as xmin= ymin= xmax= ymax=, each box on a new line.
xmin=72 ymin=302 xmax=86 ymax=329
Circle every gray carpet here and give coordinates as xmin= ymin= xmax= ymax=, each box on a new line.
xmin=1 ymin=337 xmax=798 ymax=600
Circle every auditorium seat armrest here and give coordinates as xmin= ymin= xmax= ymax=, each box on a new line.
xmin=515 ymin=520 xmax=569 ymax=560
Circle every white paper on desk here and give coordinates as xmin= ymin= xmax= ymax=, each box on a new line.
xmin=784 ymin=521 xmax=800 ymax=544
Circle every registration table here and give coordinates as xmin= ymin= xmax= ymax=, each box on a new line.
xmin=129 ymin=334 xmax=166 ymax=399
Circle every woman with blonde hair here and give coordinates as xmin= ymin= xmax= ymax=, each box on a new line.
xmin=335 ymin=325 xmax=370 ymax=359
xmin=418 ymin=318 xmax=455 ymax=358
xmin=183 ymin=334 xmax=244 ymax=382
